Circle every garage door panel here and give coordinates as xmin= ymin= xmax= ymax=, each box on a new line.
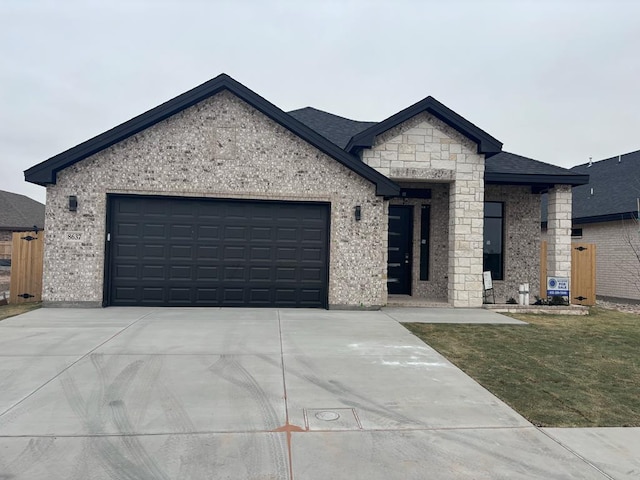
xmin=301 ymin=268 xmax=322 ymax=282
xmin=170 ymin=224 xmax=193 ymax=239
xmin=117 ymin=223 xmax=139 ymax=237
xmin=276 ymin=227 xmax=298 ymax=242
xmin=170 ymin=245 xmax=193 ymax=259
xmin=142 ymin=265 xmax=165 ymax=280
xmin=195 ymin=288 xmax=218 ymax=303
xmin=142 ymin=223 xmax=167 ymax=239
xmin=223 ymin=266 xmax=245 ymax=281
xmin=222 ymin=288 xmax=245 ymax=303
xmin=276 ymin=247 xmax=297 ymax=261
xmin=301 ymin=248 xmax=322 ymax=262
xmin=302 ymin=228 xmax=324 ymax=242
xmin=108 ymin=196 xmax=328 ymax=307
xmin=168 ymin=288 xmax=191 ymax=302
xmin=300 ymin=289 xmax=323 ymax=304
xmin=197 ymin=225 xmax=220 ymax=240
xmin=169 ymin=266 xmax=192 ymax=280
xmin=196 ymin=266 xmax=219 ymax=280
xmin=196 ymin=245 xmax=218 ymax=260
xmin=249 ymin=267 xmax=272 ymax=282
xmin=250 ymin=226 xmax=273 ymax=241
xmin=223 ymin=246 xmax=246 ymax=261
xmin=116 ymin=243 xmax=138 ymax=258
xmin=115 ymin=264 xmax=138 ymax=279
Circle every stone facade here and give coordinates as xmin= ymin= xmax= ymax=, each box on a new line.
xmin=485 ymin=185 xmax=541 ymax=302
xmin=362 ymin=112 xmax=485 ymax=307
xmin=547 ymin=185 xmax=573 ymax=280
xmin=43 ymin=91 xmax=387 ymax=308
xmin=0 ymin=230 xmax=12 ymax=242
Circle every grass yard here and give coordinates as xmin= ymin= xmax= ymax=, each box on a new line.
xmin=405 ymin=307 xmax=640 ymax=427
xmin=0 ymin=302 xmax=41 ymax=322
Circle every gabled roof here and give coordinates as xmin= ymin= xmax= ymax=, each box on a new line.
xmin=570 ymin=150 xmax=640 ymax=223
xmin=24 ymin=74 xmax=400 ymax=197
xmin=486 ymin=152 xmax=589 ymax=186
xmin=288 ymin=107 xmax=375 ymax=149
xmin=0 ymin=190 xmax=45 ymax=231
xmin=345 ymin=96 xmax=503 ymax=157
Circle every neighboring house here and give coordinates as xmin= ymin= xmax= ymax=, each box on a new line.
xmin=0 ymin=190 xmax=45 ymax=242
xmin=544 ymin=151 xmax=640 ymax=302
xmin=24 ymin=74 xmax=587 ymax=308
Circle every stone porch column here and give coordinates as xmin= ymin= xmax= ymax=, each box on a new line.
xmin=547 ymin=185 xmax=572 ymax=279
xmin=448 ymin=174 xmax=484 ymax=307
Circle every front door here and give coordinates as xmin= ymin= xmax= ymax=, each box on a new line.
xmin=387 ymin=205 xmax=412 ymax=295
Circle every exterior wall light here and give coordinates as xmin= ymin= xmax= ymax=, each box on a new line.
xmin=355 ymin=205 xmax=361 ymax=221
xmin=69 ymin=195 xmax=78 ymax=212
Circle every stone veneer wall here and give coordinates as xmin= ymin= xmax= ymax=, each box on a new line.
xmin=0 ymin=231 xmax=12 ymax=242
xmin=485 ymin=185 xmax=541 ymax=302
xmin=362 ymin=112 xmax=484 ymax=307
xmin=389 ymin=183 xmax=449 ymax=300
xmin=547 ymin=185 xmax=572 ymax=280
xmin=43 ymin=90 xmax=387 ymax=308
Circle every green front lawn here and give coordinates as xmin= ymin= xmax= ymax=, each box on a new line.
xmin=405 ymin=307 xmax=640 ymax=427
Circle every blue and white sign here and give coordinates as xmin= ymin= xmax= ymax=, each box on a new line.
xmin=547 ymin=277 xmax=569 ymax=296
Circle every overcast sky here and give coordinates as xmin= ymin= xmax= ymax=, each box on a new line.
xmin=2 ymin=0 xmax=639 ymax=204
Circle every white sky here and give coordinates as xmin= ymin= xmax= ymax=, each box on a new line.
xmin=2 ymin=0 xmax=639 ymax=204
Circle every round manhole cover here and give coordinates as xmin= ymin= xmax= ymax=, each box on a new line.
xmin=315 ymin=411 xmax=340 ymax=421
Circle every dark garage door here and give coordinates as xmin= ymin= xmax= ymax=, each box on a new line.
xmin=106 ymin=195 xmax=329 ymax=308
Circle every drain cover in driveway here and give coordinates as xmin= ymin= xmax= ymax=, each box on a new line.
xmin=304 ymin=408 xmax=362 ymax=431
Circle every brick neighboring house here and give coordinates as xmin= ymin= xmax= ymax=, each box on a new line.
xmin=0 ymin=190 xmax=45 ymax=242
xmin=24 ymin=74 xmax=588 ymax=308
xmin=543 ymin=150 xmax=640 ymax=303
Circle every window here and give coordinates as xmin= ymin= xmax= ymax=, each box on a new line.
xmin=571 ymin=228 xmax=583 ymax=238
xmin=419 ymin=205 xmax=430 ymax=280
xmin=483 ymin=202 xmax=503 ymax=280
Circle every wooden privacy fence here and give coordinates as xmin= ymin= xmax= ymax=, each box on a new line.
xmin=0 ymin=241 xmax=11 ymax=259
xmin=540 ymin=241 xmax=596 ymax=306
xmin=9 ymin=231 xmax=44 ymax=304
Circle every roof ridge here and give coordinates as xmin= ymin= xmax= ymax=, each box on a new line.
xmin=288 ymin=106 xmax=374 ymax=124
xmin=572 ymin=149 xmax=640 ymax=169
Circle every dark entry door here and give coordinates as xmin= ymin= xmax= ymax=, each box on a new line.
xmin=106 ymin=195 xmax=329 ymax=308
xmin=387 ymin=205 xmax=412 ymax=295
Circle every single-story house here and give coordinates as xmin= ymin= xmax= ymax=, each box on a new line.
xmin=543 ymin=150 xmax=640 ymax=303
xmin=0 ymin=190 xmax=45 ymax=242
xmin=25 ymin=74 xmax=588 ymax=308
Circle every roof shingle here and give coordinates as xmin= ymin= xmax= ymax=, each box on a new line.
xmin=0 ymin=190 xmax=45 ymax=230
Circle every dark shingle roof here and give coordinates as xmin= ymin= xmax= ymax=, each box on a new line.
xmin=486 ymin=152 xmax=589 ymax=185
xmin=290 ymin=110 xmax=585 ymax=186
xmin=570 ymin=150 xmax=640 ymax=221
xmin=287 ymin=107 xmax=375 ymax=149
xmin=0 ymin=190 xmax=45 ymax=230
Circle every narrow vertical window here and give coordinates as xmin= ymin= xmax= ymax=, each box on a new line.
xmin=483 ymin=202 xmax=503 ymax=280
xmin=419 ymin=205 xmax=430 ymax=281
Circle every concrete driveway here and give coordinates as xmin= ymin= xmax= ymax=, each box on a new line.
xmin=0 ymin=308 xmax=636 ymax=479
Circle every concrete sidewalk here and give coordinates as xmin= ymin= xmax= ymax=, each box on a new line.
xmin=383 ymin=307 xmax=528 ymax=324
xmin=0 ymin=307 xmax=636 ymax=479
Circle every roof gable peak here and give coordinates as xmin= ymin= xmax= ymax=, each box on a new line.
xmin=24 ymin=74 xmax=399 ymax=197
xmin=345 ymin=95 xmax=503 ymax=157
